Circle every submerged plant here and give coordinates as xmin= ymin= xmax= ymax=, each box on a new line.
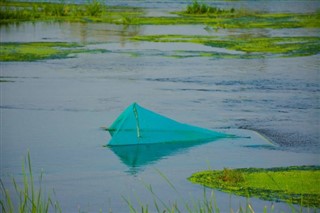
xmin=0 ymin=152 xmax=61 ymax=213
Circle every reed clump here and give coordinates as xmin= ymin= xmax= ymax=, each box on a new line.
xmin=0 ymin=0 xmax=107 ymax=22
xmin=185 ymin=0 xmax=235 ymax=15
xmin=0 ymin=152 xmax=61 ymax=213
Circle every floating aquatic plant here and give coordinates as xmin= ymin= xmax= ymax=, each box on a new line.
xmin=0 ymin=42 xmax=108 ymax=61
xmin=188 ymin=165 xmax=320 ymax=208
xmin=131 ymin=35 xmax=320 ymax=57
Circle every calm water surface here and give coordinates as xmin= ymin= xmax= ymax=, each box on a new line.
xmin=1 ymin=1 xmax=320 ymax=212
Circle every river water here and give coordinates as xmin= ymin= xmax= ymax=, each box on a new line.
xmin=1 ymin=1 xmax=320 ymax=212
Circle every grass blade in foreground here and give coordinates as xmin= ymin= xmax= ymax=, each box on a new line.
xmin=0 ymin=152 xmax=61 ymax=213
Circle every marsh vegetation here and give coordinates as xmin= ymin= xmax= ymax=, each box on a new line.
xmin=189 ymin=166 xmax=320 ymax=208
xmin=2 ymin=155 xmax=319 ymax=212
xmin=1 ymin=1 xmax=319 ymax=61
xmin=0 ymin=0 xmax=143 ymax=24
xmin=1 ymin=0 xmax=319 ymax=28
xmin=0 ymin=42 xmax=108 ymax=61
xmin=1 ymin=0 xmax=319 ymax=212
xmin=131 ymin=35 xmax=320 ymax=57
xmin=185 ymin=0 xmax=235 ymax=15
xmin=0 ymin=0 xmax=107 ymax=19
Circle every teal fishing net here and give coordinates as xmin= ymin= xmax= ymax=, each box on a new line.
xmin=106 ymin=103 xmax=233 ymax=146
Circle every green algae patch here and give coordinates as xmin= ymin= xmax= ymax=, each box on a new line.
xmin=131 ymin=35 xmax=320 ymax=57
xmin=206 ymin=36 xmax=320 ymax=57
xmin=0 ymin=42 xmax=108 ymax=61
xmin=198 ymin=13 xmax=319 ymax=29
xmin=188 ymin=166 xmax=320 ymax=207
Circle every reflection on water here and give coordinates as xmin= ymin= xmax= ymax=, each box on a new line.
xmin=108 ymin=140 xmax=213 ymax=175
xmin=0 ymin=22 xmax=141 ymax=44
xmin=71 ymin=23 xmax=142 ymax=45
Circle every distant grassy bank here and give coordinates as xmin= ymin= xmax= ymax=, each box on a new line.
xmin=1 ymin=1 xmax=319 ymax=28
xmin=189 ymin=165 xmax=320 ymax=208
xmin=1 ymin=1 xmax=319 ymax=61
xmin=0 ymin=0 xmax=144 ymax=24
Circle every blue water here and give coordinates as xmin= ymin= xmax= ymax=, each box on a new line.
xmin=1 ymin=1 xmax=320 ymax=212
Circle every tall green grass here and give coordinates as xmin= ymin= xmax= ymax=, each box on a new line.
xmin=0 ymin=0 xmax=107 ymax=22
xmin=185 ymin=0 xmax=235 ymax=15
xmin=0 ymin=152 xmax=61 ymax=213
xmin=122 ymin=169 xmax=270 ymax=213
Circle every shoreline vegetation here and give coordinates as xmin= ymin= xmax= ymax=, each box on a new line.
xmin=0 ymin=1 xmax=319 ymax=61
xmin=0 ymin=153 xmax=62 ymax=213
xmin=0 ymin=0 xmax=319 ymax=28
xmin=1 ymin=154 xmax=319 ymax=212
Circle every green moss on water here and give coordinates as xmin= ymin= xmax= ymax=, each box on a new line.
xmin=131 ymin=35 xmax=320 ymax=57
xmin=3 ymin=30 xmax=316 ymax=62
xmin=188 ymin=165 xmax=320 ymax=207
xmin=0 ymin=42 xmax=108 ymax=61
